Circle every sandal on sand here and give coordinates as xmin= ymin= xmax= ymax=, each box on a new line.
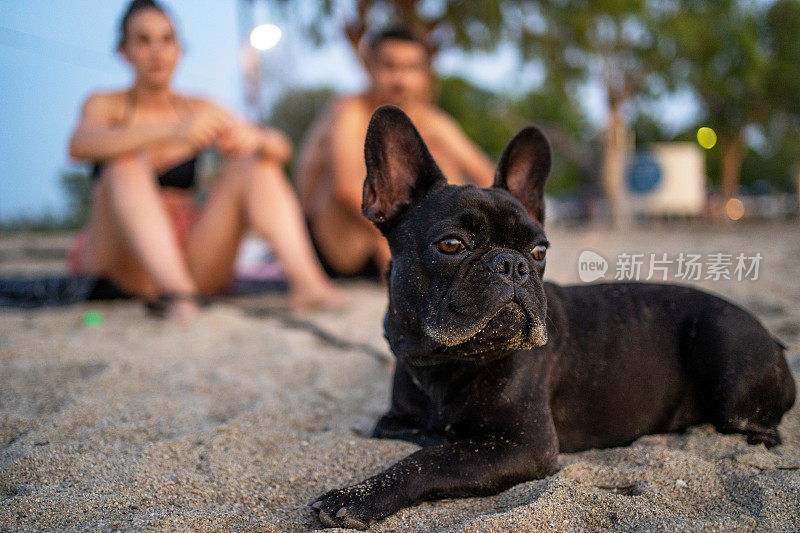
xmin=144 ymin=293 xmax=207 ymax=319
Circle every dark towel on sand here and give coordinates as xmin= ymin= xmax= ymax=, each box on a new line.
xmin=0 ymin=276 xmax=287 ymax=309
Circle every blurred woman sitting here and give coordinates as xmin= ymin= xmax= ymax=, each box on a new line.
xmin=68 ymin=0 xmax=343 ymax=320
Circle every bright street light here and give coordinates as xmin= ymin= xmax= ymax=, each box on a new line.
xmin=250 ymin=23 xmax=282 ymax=51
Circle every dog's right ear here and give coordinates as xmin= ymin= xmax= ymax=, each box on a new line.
xmin=362 ymin=105 xmax=446 ymax=232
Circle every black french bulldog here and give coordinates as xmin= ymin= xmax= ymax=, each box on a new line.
xmin=311 ymin=105 xmax=796 ymax=530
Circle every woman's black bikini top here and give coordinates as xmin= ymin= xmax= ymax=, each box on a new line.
xmin=91 ymin=90 xmax=198 ymax=190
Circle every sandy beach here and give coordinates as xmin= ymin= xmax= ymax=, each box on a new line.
xmin=1 ymin=222 xmax=798 ymax=532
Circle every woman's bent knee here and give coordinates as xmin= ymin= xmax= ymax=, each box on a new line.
xmin=100 ymin=153 xmax=153 ymax=180
xmin=226 ymin=154 xmax=282 ymax=176
xmin=217 ymin=155 xmax=286 ymax=197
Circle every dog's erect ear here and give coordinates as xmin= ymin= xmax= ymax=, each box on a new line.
xmin=493 ymin=126 xmax=551 ymax=225
xmin=362 ymin=105 xmax=446 ymax=232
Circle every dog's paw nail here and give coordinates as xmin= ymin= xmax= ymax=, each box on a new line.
xmin=311 ymin=500 xmax=322 ymax=509
xmin=336 ymin=506 xmax=348 ymax=518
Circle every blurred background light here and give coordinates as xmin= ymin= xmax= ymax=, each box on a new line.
xmin=725 ymin=197 xmax=745 ymax=220
xmin=250 ymin=23 xmax=281 ymax=51
xmin=697 ymin=127 xmax=717 ymax=149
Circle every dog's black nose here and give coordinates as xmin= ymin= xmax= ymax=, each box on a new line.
xmin=488 ymin=252 xmax=529 ymax=285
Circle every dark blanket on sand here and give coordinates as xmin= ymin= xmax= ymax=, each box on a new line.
xmin=0 ymin=276 xmax=287 ymax=308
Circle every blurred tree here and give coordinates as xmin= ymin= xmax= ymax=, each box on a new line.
xmin=264 ymin=87 xmax=337 ymax=180
xmin=438 ymin=76 xmax=516 ymax=161
xmin=661 ymin=115 xmax=798 ymax=198
xmin=512 ymin=85 xmax=595 ymax=196
xmin=261 ymin=0 xmax=508 ymax=58
xmin=439 ymin=76 xmax=591 ymax=196
xmin=0 ymin=169 xmax=91 ymax=232
xmin=660 ymin=0 xmax=800 ymax=204
xmin=662 ymin=1 xmax=761 ymax=204
xmin=267 ymin=86 xmax=337 ymax=163
xmin=763 ymin=0 xmax=800 ymax=119
xmin=762 ymin=0 xmax=800 ymax=198
xmin=60 ymin=168 xmax=92 ymax=229
xmin=746 ymin=116 xmax=800 ymax=194
xmin=527 ymin=0 xmax=667 ymax=227
xmin=630 ymin=113 xmax=670 ymax=149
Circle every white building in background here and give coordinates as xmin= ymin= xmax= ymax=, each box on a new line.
xmin=628 ymin=143 xmax=707 ymax=217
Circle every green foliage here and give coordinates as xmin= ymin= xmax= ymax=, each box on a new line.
xmin=631 ymin=114 xmax=670 ymax=148
xmin=660 ymin=1 xmax=768 ymax=140
xmin=514 ymin=87 xmax=594 ymax=196
xmin=60 ymin=168 xmax=92 ymax=229
xmin=265 ymin=0 xmax=511 ymax=52
xmin=532 ymin=0 xmax=666 ymax=104
xmin=0 ymin=211 xmax=69 ymax=233
xmin=266 ymin=87 xmax=337 ymax=178
xmin=744 ymin=119 xmax=800 ymax=192
xmin=656 ymin=0 xmax=800 ymax=193
xmin=1 ymin=168 xmax=92 ymax=232
xmin=267 ymin=87 xmax=337 ymax=149
xmin=439 ymin=76 xmax=591 ymax=196
xmin=438 ymin=77 xmax=516 ymax=160
xmin=764 ymin=0 xmax=800 ymax=117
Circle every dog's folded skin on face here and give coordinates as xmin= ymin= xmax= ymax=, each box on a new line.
xmin=310 ymin=106 xmax=797 ymax=530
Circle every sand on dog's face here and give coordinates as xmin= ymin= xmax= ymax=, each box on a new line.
xmin=1 ymin=223 xmax=799 ymax=532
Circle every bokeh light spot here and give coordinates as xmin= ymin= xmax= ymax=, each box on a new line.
xmin=725 ymin=198 xmax=744 ymax=221
xmin=697 ymin=127 xmax=717 ymax=149
xmin=250 ymin=24 xmax=282 ymax=51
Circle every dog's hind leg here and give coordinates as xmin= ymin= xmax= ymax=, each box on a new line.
xmin=738 ymin=422 xmax=781 ymax=447
xmin=681 ymin=310 xmax=795 ymax=448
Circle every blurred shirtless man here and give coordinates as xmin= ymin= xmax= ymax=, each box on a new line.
xmin=295 ymin=27 xmax=495 ymax=278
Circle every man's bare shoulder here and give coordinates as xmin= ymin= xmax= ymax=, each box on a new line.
xmin=330 ymin=94 xmax=373 ymax=123
xmin=422 ymin=103 xmax=461 ymax=128
xmin=334 ymin=94 xmax=371 ymax=110
xmin=82 ymin=90 xmax=128 ymax=108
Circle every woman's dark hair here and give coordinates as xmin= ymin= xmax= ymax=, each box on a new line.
xmin=117 ymin=0 xmax=168 ymax=50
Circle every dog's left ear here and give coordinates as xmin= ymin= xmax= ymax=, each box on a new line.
xmin=362 ymin=105 xmax=446 ymax=232
xmin=493 ymin=126 xmax=551 ymax=225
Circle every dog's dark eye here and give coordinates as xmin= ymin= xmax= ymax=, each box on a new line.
xmin=532 ymin=245 xmax=547 ymax=261
xmin=437 ymin=238 xmax=466 ymax=255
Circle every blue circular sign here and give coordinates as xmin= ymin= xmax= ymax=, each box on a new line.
xmin=626 ymin=153 xmax=662 ymax=194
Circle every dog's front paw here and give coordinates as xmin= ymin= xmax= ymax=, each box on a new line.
xmin=373 ymin=415 xmax=449 ymax=447
xmin=311 ymin=481 xmax=404 ymax=530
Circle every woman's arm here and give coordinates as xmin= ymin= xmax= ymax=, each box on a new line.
xmin=211 ymin=99 xmax=293 ymax=164
xmin=256 ymin=127 xmax=293 ymax=163
xmin=216 ymin=122 xmax=293 ymax=164
xmin=68 ymin=94 xmax=175 ymax=160
xmin=69 ymin=94 xmax=235 ymax=161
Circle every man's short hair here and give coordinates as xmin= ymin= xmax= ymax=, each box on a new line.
xmin=364 ymin=26 xmax=435 ymax=59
